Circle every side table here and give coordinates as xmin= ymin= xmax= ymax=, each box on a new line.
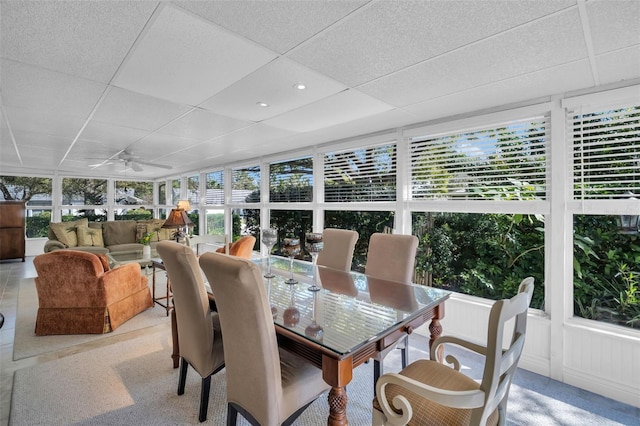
xmin=151 ymin=258 xmax=172 ymax=316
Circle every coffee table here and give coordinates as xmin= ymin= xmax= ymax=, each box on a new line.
xmin=107 ymin=249 xmax=157 ymax=268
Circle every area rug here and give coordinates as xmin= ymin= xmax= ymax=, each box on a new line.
xmin=13 ymin=277 xmax=170 ymax=360
xmin=10 ymin=327 xmax=376 ymax=425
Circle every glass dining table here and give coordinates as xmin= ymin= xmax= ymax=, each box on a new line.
xmin=256 ymin=256 xmax=450 ymax=425
xmin=169 ymin=255 xmax=451 ymax=426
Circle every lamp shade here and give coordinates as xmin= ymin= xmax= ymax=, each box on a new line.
xmin=176 ymin=200 xmax=191 ymax=211
xmin=162 ymin=209 xmax=194 ymax=228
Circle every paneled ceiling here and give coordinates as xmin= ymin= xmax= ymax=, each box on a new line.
xmin=1 ymin=0 xmax=639 ymax=179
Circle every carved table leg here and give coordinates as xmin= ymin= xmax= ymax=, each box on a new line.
xmin=428 ymin=303 xmax=446 ymax=362
xmin=328 ymin=386 xmax=348 ymax=426
xmin=171 ymin=307 xmax=180 ymax=368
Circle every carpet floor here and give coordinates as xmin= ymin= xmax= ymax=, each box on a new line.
xmin=13 ymin=277 xmax=170 ymax=360
xmin=10 ymin=326 xmax=375 ymax=425
xmin=10 ymin=324 xmax=638 ymax=425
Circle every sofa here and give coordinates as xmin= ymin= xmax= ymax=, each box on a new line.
xmin=33 ymin=250 xmax=153 ymax=335
xmin=44 ymin=218 xmax=175 ymax=256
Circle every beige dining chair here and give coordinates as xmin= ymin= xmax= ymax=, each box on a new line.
xmin=156 ymin=241 xmax=225 ymax=423
xmin=365 ymin=232 xmax=419 ymax=387
xmin=315 ymin=228 xmax=359 ymax=271
xmin=199 ymin=252 xmax=330 ymax=426
xmin=373 ymin=277 xmax=534 ymax=426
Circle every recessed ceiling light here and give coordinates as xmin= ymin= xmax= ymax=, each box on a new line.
xmin=256 ymin=101 xmax=269 ymax=107
xmin=293 ymin=83 xmax=306 ymax=90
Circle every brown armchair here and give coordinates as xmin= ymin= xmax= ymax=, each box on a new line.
xmin=33 ymin=250 xmax=153 ymax=335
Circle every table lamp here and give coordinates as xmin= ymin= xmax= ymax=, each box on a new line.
xmin=162 ymin=201 xmax=193 ymax=242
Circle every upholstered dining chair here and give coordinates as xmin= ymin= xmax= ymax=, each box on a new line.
xmin=199 ymin=252 xmax=330 ymax=426
xmin=156 ymin=241 xmax=225 ymax=423
xmin=315 ymin=228 xmax=359 ymax=272
xmin=365 ymin=232 xmax=419 ymax=386
xmin=373 ymin=277 xmax=535 ymax=426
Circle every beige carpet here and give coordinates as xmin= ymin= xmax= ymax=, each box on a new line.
xmin=10 ymin=326 xmax=375 ymax=425
xmin=13 ymin=277 xmax=171 ymax=360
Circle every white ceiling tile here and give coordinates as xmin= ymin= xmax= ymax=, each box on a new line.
xmin=200 ymin=58 xmax=348 ymax=121
xmin=0 ymin=1 xmax=157 ymax=83
xmin=129 ymin=132 xmax=202 ymax=159
xmin=156 ymin=108 xmax=253 ymax=141
xmin=113 ymin=4 xmax=278 ymax=106
xmin=92 ymin=87 xmax=192 ymax=132
xmin=0 ymin=59 xmax=106 ymax=118
xmin=205 ymin=123 xmax=298 ymax=149
xmin=596 ymin=45 xmax=640 ymax=85
xmin=175 ymin=0 xmax=367 ymax=54
xmin=360 ymin=8 xmax=587 ymax=107
xmin=404 ymin=60 xmax=594 ymax=121
xmin=587 ymin=0 xmax=640 ymax=54
xmin=4 ymin=107 xmax=85 ymax=139
xmin=288 ymin=0 xmax=576 ymax=86
xmin=80 ymin=122 xmax=152 ymax=147
xmin=264 ymin=90 xmax=394 ymax=133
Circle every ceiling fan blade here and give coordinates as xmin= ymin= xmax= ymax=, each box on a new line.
xmin=133 ymin=159 xmax=173 ymax=169
xmin=130 ymin=162 xmax=144 ymax=172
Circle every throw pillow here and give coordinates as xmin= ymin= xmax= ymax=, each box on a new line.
xmin=77 ymin=226 xmax=105 ymax=247
xmin=136 ymin=223 xmax=150 ymax=243
xmin=49 ymin=218 xmax=88 ymax=248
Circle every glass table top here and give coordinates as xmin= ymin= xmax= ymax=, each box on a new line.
xmin=253 ymin=256 xmax=450 ymax=356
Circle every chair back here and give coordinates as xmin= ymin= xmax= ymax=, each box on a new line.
xmin=365 ymin=233 xmax=418 ymax=283
xmin=316 ymin=228 xmax=359 ymax=271
xmin=157 ymin=241 xmax=222 ymax=378
xmin=199 ymin=252 xmax=284 ymax=426
xmin=477 ymin=277 xmax=534 ymax=424
xmin=216 ymin=235 xmax=256 ymax=259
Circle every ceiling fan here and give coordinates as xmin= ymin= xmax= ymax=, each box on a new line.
xmin=88 ymin=150 xmax=172 ymax=172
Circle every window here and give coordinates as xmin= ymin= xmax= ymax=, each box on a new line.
xmin=570 ymin=105 xmax=640 ymax=200
xmin=187 ymin=175 xmax=200 ymax=205
xmin=232 ymin=166 xmax=260 ymax=204
xmin=409 ymin=116 xmax=548 ymax=200
xmin=269 ymin=157 xmax=313 ymax=202
xmin=271 ymin=209 xmax=312 ymax=257
xmin=170 ymin=179 xmax=180 ymax=206
xmin=412 ymin=212 xmax=545 ymax=308
xmin=233 ymin=208 xmax=260 ymax=250
xmin=205 ymin=170 xmax=224 ymax=205
xmin=0 ymin=175 xmax=52 ymax=237
xmin=569 ymin=101 xmax=640 ymax=329
xmin=324 ymin=143 xmax=396 ymax=202
xmin=114 ymin=181 xmax=152 ymax=205
xmin=62 ymin=177 xmax=107 ymax=206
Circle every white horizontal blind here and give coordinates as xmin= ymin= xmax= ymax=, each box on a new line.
xmin=409 ymin=116 xmax=549 ymax=200
xmin=231 ymin=166 xmax=260 ymax=204
xmin=205 ymin=170 xmax=224 ymax=205
xmin=569 ymin=104 xmax=640 ymax=200
xmin=324 ymin=143 xmax=396 ymax=202
xmin=269 ymin=156 xmax=313 ymax=202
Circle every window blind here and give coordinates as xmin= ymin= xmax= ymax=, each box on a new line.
xmin=324 ymin=143 xmax=396 ymax=202
xmin=205 ymin=170 xmax=224 ymax=205
xmin=231 ymin=166 xmax=260 ymax=204
xmin=569 ymin=105 xmax=640 ymax=200
xmin=409 ymin=116 xmax=549 ymax=200
xmin=269 ymin=156 xmax=313 ymax=203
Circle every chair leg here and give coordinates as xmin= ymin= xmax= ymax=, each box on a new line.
xmin=400 ymin=335 xmax=409 ymax=368
xmin=227 ymin=403 xmax=238 ymax=426
xmin=178 ymin=358 xmax=188 ymax=395
xmin=373 ymin=359 xmax=382 ymax=394
xmin=199 ymin=375 xmax=211 ymax=422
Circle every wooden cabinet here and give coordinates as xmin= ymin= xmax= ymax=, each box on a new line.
xmin=0 ymin=201 xmax=26 ymax=262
